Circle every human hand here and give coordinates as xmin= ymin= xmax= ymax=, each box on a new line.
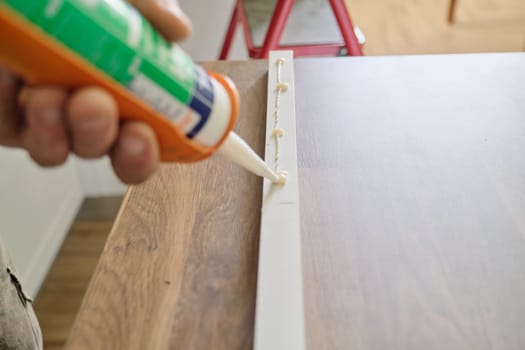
xmin=0 ymin=0 xmax=192 ymax=184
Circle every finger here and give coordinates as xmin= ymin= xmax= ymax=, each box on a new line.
xmin=23 ymin=87 xmax=69 ymax=166
xmin=129 ymin=0 xmax=192 ymax=42
xmin=110 ymin=121 xmax=159 ymax=184
xmin=0 ymin=66 xmax=23 ymax=147
xmin=66 ymin=87 xmax=118 ymax=159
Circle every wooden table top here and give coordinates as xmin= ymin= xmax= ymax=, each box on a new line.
xmin=67 ymin=53 xmax=525 ymax=350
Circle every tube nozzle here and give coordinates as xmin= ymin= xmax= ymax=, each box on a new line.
xmin=218 ymin=132 xmax=280 ymax=183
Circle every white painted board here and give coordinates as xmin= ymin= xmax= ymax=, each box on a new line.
xmin=254 ymin=51 xmax=305 ymax=350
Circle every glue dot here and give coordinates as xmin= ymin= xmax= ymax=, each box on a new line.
xmin=276 ymin=58 xmax=286 ymax=64
xmin=276 ymin=171 xmax=288 ymax=185
xmin=276 ymin=82 xmax=289 ymax=92
xmin=272 ymin=128 xmax=285 ymax=137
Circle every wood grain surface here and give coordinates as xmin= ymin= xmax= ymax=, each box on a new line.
xmin=67 ymin=53 xmax=525 ymax=350
xmin=296 ymin=53 xmax=525 ymax=350
xmin=66 ymin=60 xmax=268 ymax=350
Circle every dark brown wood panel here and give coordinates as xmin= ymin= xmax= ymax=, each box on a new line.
xmin=66 ymin=60 xmax=268 ymax=350
xmin=296 ymin=53 xmax=525 ymax=350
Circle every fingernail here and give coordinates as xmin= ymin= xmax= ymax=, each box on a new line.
xmin=39 ymin=108 xmax=61 ymax=125
xmin=123 ymin=136 xmax=146 ymax=156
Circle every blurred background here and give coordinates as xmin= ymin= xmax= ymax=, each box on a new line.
xmin=180 ymin=0 xmax=525 ymax=60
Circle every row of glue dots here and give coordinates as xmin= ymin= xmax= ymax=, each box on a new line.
xmin=273 ymin=57 xmax=289 ymax=185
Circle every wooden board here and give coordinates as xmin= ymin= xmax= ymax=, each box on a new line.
xmin=254 ymin=51 xmax=305 ymax=350
xmin=296 ymin=53 xmax=525 ymax=350
xmin=66 ymin=60 xmax=269 ymax=350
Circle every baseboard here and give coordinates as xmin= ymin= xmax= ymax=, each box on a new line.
xmin=22 ymin=188 xmax=84 ymax=298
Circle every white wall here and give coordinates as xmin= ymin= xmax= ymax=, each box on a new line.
xmin=0 ymin=148 xmax=84 ymax=297
xmin=74 ymin=157 xmax=127 ymax=197
xmin=178 ymin=0 xmax=248 ymax=61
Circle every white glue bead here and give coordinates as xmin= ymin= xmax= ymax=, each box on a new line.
xmin=276 ymin=82 xmax=289 ymax=92
xmin=276 ymin=171 xmax=288 ymax=185
xmin=272 ymin=128 xmax=285 ymax=137
xmin=276 ymin=57 xmax=286 ymax=64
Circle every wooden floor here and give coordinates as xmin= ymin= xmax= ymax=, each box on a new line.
xmin=34 ymin=0 xmax=524 ymax=349
xmin=351 ymin=0 xmax=525 ymax=55
xmin=34 ymin=197 xmax=123 ymax=350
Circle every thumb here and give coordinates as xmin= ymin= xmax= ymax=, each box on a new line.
xmin=129 ymin=0 xmax=192 ymax=42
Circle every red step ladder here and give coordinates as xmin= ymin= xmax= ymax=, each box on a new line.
xmin=219 ymin=0 xmax=364 ymax=59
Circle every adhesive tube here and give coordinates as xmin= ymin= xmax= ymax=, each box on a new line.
xmin=0 ymin=0 xmax=240 ymax=162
